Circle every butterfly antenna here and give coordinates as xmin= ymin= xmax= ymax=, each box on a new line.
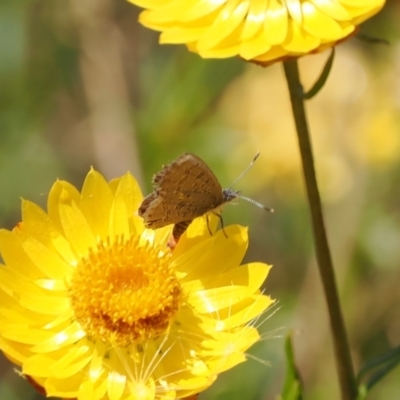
xmin=226 ymin=152 xmax=274 ymax=212
xmin=238 ymin=194 xmax=274 ymax=213
xmin=229 ymin=152 xmax=260 ymax=190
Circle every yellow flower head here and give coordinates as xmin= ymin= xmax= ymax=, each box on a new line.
xmin=0 ymin=169 xmax=274 ymax=400
xmin=128 ymin=0 xmax=385 ymax=64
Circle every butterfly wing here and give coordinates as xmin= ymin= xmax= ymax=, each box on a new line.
xmin=139 ymin=153 xmax=224 ymax=228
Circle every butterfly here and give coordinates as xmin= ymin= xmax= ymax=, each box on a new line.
xmin=138 ymin=153 xmax=271 ymax=243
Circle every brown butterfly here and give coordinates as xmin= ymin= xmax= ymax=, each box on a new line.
xmin=138 ymin=153 xmax=272 ymax=242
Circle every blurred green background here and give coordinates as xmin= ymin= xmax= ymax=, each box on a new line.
xmin=1 ymin=0 xmax=399 ymax=399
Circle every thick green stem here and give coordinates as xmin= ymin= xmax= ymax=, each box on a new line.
xmin=282 ymin=59 xmax=357 ymax=400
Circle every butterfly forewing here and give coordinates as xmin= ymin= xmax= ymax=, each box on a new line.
xmin=154 ymin=154 xmax=223 ymax=201
xmin=139 ymin=153 xmax=226 ymax=228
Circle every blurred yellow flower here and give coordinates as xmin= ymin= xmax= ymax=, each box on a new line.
xmin=128 ymin=0 xmax=385 ymax=63
xmin=0 ymin=169 xmax=274 ymax=400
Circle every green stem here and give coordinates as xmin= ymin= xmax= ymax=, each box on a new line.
xmin=282 ymin=59 xmax=357 ymax=400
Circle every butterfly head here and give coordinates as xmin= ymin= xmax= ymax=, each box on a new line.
xmin=222 ymin=188 xmax=241 ymax=204
xmin=223 ymin=188 xmax=274 ymax=212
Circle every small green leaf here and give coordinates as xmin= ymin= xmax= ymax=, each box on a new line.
xmin=303 ymin=48 xmax=335 ymax=100
xmin=278 ymin=333 xmax=303 ymax=400
xmin=357 ymin=345 xmax=400 ymax=391
xmin=356 ymin=33 xmax=390 ymax=46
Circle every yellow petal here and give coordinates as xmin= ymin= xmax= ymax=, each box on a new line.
xmin=198 ymin=41 xmax=241 ymax=58
xmin=0 ymin=336 xmax=31 ymax=364
xmin=240 ymin=0 xmax=269 ymax=41
xmin=215 ymin=294 xmax=275 ymax=329
xmin=310 ymin=0 xmax=351 ymax=20
xmin=22 ymin=291 xmax=70 ymax=315
xmin=181 ymin=0 xmax=226 ymax=21
xmin=109 ymin=172 xmax=143 ymax=216
xmin=181 ymin=213 xmax=219 ymax=243
xmin=240 ymin=29 xmax=272 ymax=60
xmin=107 ymin=370 xmax=126 ymax=400
xmin=197 ymin=0 xmax=249 ymax=52
xmin=109 ymin=172 xmax=144 ymax=237
xmin=302 ymin=1 xmax=344 ymax=40
xmin=203 ymin=327 xmax=259 ymax=372
xmin=45 ymin=373 xmax=83 ymax=398
xmin=51 ymin=340 xmax=92 ymax=379
xmin=263 ymin=0 xmax=288 ymax=45
xmin=79 ymin=370 xmax=108 ymax=400
xmin=78 ymin=343 xmax=108 ymax=400
xmin=341 ymin=0 xmax=382 ymax=7
xmin=108 ymin=197 xmax=130 ymax=241
xmin=0 ymin=268 xmax=69 ymax=315
xmin=285 ymin=0 xmax=303 ymax=24
xmin=17 ymin=230 xmax=72 ymax=280
xmin=186 ymin=263 xmax=271 ymax=313
xmin=48 ymin=179 xmax=81 ymax=234
xmin=80 ymin=168 xmax=114 ymax=240
xmin=24 ymin=351 xmax=65 ymax=376
xmin=32 ymin=322 xmax=86 ymax=352
xmin=175 ymin=225 xmax=248 ymax=281
xmin=351 ymin=3 xmax=384 ymax=24
xmin=215 ymin=262 xmax=271 ymax=293
xmin=58 ymin=188 xmax=97 ymax=258
xmin=189 ymin=286 xmax=254 ymax=313
xmin=0 ymin=289 xmax=52 ymax=326
xmin=21 ymin=200 xmax=76 ymax=266
xmin=253 ymin=43 xmax=288 ymax=62
xmin=0 ymin=322 xmax=54 ymax=344
xmin=0 ymin=229 xmax=43 ymax=279
xmin=283 ymin=20 xmax=320 ymax=52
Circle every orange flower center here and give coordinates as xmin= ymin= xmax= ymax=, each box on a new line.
xmin=69 ymin=236 xmax=182 ymax=346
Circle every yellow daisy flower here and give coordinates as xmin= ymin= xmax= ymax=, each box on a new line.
xmin=0 ymin=169 xmax=274 ymax=400
xmin=128 ymin=0 xmax=385 ymax=64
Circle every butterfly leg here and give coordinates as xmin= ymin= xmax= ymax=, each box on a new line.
xmin=212 ymin=212 xmax=228 ymax=238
